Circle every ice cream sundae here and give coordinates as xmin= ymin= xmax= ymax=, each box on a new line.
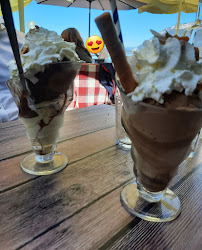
xmin=123 ymin=31 xmax=202 ymax=192
xmin=95 ymin=12 xmax=202 ymax=221
xmin=7 ymin=26 xmax=82 ymax=175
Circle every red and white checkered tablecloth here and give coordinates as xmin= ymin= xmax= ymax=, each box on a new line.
xmin=67 ymin=63 xmax=109 ymax=110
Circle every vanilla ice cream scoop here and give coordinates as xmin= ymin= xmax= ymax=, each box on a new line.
xmin=128 ymin=31 xmax=202 ymax=104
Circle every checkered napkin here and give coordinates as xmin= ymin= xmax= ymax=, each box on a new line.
xmin=67 ymin=64 xmax=109 ymax=110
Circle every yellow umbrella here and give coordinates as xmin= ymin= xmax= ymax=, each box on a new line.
xmin=0 ymin=0 xmax=33 ymax=32
xmin=137 ymin=0 xmax=199 ymax=36
xmin=137 ymin=0 xmax=198 ymax=14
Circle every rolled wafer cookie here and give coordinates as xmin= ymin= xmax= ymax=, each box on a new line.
xmin=95 ymin=12 xmax=137 ymax=93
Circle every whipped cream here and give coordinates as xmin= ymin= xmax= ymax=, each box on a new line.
xmin=8 ymin=26 xmax=81 ymax=78
xmin=128 ymin=34 xmax=202 ymax=103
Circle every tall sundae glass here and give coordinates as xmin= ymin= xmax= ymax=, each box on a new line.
xmin=6 ymin=25 xmax=83 ymax=175
xmin=96 ymin=12 xmax=202 ymax=222
xmin=7 ymin=61 xmax=81 ymax=175
xmin=119 ymin=86 xmax=202 ymax=222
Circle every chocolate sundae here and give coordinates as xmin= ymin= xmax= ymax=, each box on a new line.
xmin=95 ymin=13 xmax=202 ymax=193
xmin=7 ymin=26 xmax=82 ymax=174
xmin=122 ymin=32 xmax=202 ymax=191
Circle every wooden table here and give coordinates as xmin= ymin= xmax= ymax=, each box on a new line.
xmin=0 ymin=104 xmax=201 ymax=250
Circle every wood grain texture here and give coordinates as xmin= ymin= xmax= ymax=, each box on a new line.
xmin=16 ymin=145 xmax=202 ymax=250
xmin=106 ymin=166 xmax=202 ymax=250
xmin=13 ymin=165 xmax=202 ymax=250
xmin=0 ymin=127 xmax=116 ymax=193
xmin=0 ymin=146 xmax=133 ymax=250
xmin=22 ymin=188 xmax=132 ymax=250
xmin=0 ymin=105 xmax=115 ymax=161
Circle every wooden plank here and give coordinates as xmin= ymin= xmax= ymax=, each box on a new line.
xmin=0 ymin=144 xmax=201 ymax=250
xmin=9 ymin=142 xmax=202 ymax=250
xmin=22 ymin=188 xmax=132 ymax=250
xmin=19 ymin=164 xmax=202 ymax=250
xmin=0 ymin=105 xmax=115 ymax=161
xmin=0 ymin=118 xmax=20 ymax=129
xmin=0 ymin=127 xmax=116 ymax=192
xmin=0 ymin=146 xmax=133 ymax=250
xmin=106 ymin=166 xmax=202 ymax=250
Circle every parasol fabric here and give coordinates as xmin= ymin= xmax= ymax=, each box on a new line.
xmin=0 ymin=0 xmax=33 ymax=32
xmin=137 ymin=0 xmax=199 ymax=14
xmin=35 ymin=0 xmax=145 ymax=37
xmin=35 ymin=0 xmax=144 ymax=10
xmin=0 ymin=0 xmax=32 ymax=15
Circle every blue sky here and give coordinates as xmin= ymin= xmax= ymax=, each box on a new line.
xmin=12 ymin=0 xmax=197 ymax=49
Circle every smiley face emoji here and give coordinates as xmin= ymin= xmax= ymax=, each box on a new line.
xmin=86 ymin=35 xmax=104 ymax=54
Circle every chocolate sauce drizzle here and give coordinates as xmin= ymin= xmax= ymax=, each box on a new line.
xmin=12 ymin=62 xmax=79 ymax=155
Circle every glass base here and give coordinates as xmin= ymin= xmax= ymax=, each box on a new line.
xmin=21 ymin=152 xmax=68 ymax=175
xmin=116 ymin=137 xmax=131 ymax=150
xmin=120 ymin=180 xmax=181 ymax=222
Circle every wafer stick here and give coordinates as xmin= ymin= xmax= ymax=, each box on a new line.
xmin=95 ymin=12 xmax=137 ymax=93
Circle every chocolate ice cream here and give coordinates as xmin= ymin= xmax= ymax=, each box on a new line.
xmin=120 ymin=32 xmax=202 ymax=192
xmin=121 ymin=90 xmax=202 ymax=192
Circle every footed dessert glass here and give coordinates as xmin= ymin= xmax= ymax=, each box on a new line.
xmin=119 ymin=87 xmax=202 ymax=222
xmin=7 ymin=61 xmax=81 ymax=175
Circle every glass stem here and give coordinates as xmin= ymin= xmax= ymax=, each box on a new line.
xmin=131 ymin=145 xmax=166 ymax=203
xmin=36 ymin=153 xmax=54 ymax=163
xmin=137 ymin=181 xmax=166 ymax=203
xmin=33 ymin=143 xmax=56 ymax=163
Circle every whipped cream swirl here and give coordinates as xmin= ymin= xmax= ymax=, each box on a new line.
xmin=128 ymin=34 xmax=202 ymax=103
xmin=8 ymin=26 xmax=81 ymax=78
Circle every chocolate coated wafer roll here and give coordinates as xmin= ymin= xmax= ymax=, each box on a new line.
xmin=95 ymin=12 xmax=137 ymax=93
